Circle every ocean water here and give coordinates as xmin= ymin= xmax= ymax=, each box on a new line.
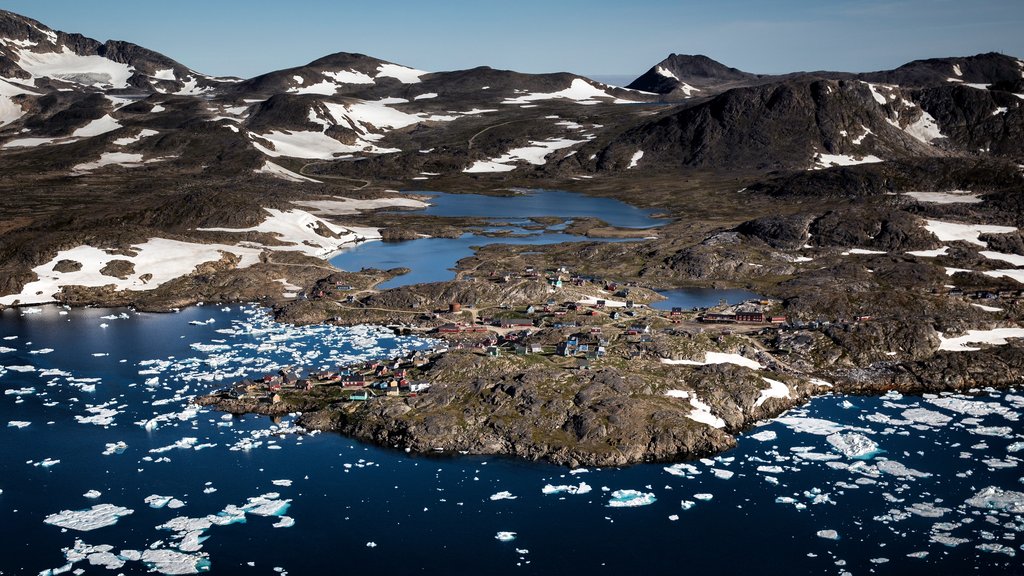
xmin=1 ymin=305 xmax=1021 ymax=575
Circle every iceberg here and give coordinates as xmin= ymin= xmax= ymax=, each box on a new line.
xmin=607 ymin=489 xmax=656 ymax=507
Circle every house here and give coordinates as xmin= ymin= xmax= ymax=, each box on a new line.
xmin=576 ymin=358 xmax=591 ymax=371
xmin=348 ymin=391 xmax=369 ymax=401
xmin=736 ymin=311 xmax=765 ymax=323
xmin=703 ymin=312 xmax=737 ymax=323
xmin=487 ymin=346 xmax=501 ymax=357
xmin=340 ymin=375 xmax=370 ymax=388
xmin=409 ymin=382 xmax=431 ymax=393
xmin=437 ymin=323 xmax=462 ymax=334
xmin=529 ymin=344 xmax=544 ymax=354
xmin=670 ymin=307 xmax=683 ymax=316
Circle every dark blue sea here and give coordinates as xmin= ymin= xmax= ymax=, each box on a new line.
xmin=1 ymin=305 xmax=1021 ymax=575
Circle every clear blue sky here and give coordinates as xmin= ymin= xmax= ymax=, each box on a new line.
xmin=3 ymin=0 xmax=1022 ymax=79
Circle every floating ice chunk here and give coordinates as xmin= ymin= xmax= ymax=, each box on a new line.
xmin=905 ymin=502 xmax=951 ymax=518
xmin=749 ymin=430 xmax=777 ymax=442
xmin=607 ymin=490 xmax=657 ymax=507
xmin=272 ymin=516 xmax=295 ymax=528
xmin=83 ymin=490 xmax=102 ymax=499
xmin=976 ymin=543 xmax=1016 ymax=557
xmin=776 ymin=417 xmax=844 ymax=435
xmin=664 ymin=463 xmax=701 ymax=477
xmin=816 ymin=530 xmax=840 ymax=540
xmin=826 ymin=432 xmax=880 ymax=459
xmin=145 ymin=495 xmax=174 ymax=509
xmin=36 ymin=458 xmax=60 ymax=467
xmin=900 ymin=408 xmax=951 ymax=427
xmin=238 ymin=493 xmax=292 ymax=517
xmin=140 ymin=549 xmax=210 ymax=574
xmin=44 ymin=504 xmax=134 ymax=531
xmin=693 ymin=493 xmax=714 ymax=501
xmin=495 ymin=532 xmax=516 ymax=542
xmin=965 ymin=486 xmax=1024 ymax=513
xmin=711 ymin=469 xmax=734 ymax=480
xmin=6 ymin=366 xmax=36 ymax=373
xmin=928 ymin=396 xmax=1019 ymax=420
xmin=680 ymin=500 xmax=696 ymax=510
xmin=150 ymin=437 xmax=199 ymax=453
xmin=876 ymin=460 xmax=932 ymax=478
xmin=7 ymin=420 xmax=30 ymax=428
xmin=542 ymin=482 xmax=591 ymax=495
xmin=102 ymin=441 xmax=127 ymax=455
xmin=907 ymin=551 xmax=929 ymax=559
xmin=931 ymin=533 xmax=969 ymax=547
xmin=489 ymin=491 xmax=517 ymax=501
xmin=272 ymin=479 xmax=293 ymax=487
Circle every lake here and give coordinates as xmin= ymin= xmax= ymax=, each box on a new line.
xmin=1 ymin=305 xmax=1021 ymax=575
xmin=651 ymin=288 xmax=766 ymax=310
xmin=332 ymin=189 xmax=663 ymax=289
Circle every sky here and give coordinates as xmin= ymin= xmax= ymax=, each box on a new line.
xmin=3 ymin=0 xmax=1022 ymax=80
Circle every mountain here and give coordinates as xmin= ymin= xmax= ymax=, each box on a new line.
xmin=0 ymin=10 xmax=231 ymax=96
xmin=0 ymin=7 xmax=1022 ymax=312
xmin=589 ymin=74 xmax=1024 ymax=171
xmin=626 ymin=54 xmax=762 ymax=97
xmin=858 ymin=52 xmax=1024 ymax=90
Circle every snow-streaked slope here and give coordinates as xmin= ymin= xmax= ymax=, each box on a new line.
xmin=0 ymin=239 xmax=264 ymax=307
xmin=197 ymin=208 xmax=379 ymax=257
xmin=15 ymin=46 xmax=134 ymax=89
xmin=502 ymin=79 xmax=631 ymax=105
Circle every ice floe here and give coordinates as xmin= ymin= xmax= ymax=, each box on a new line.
xmin=607 ymin=489 xmax=657 ymax=507
xmin=44 ymin=503 xmax=135 ymax=531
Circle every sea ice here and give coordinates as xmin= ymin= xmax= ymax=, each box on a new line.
xmin=826 ymin=432 xmax=880 ymax=459
xmin=965 ymin=486 xmax=1024 ymax=513
xmin=489 ymin=491 xmax=517 ymax=501
xmin=749 ymin=430 xmax=777 ymax=442
xmin=541 ymin=482 xmax=592 ymax=495
xmin=607 ymin=490 xmax=657 ymax=507
xmin=495 ymin=532 xmax=517 ymax=542
xmin=44 ymin=504 xmax=134 ymax=531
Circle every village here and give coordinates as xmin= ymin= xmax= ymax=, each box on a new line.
xmin=212 ymin=256 xmax=1024 ymax=410
xmin=210 ymin=264 xmax=803 ymax=408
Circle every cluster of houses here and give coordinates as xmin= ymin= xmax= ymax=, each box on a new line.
xmin=697 ymin=300 xmax=786 ymax=324
xmin=223 ymin=351 xmax=435 ymax=404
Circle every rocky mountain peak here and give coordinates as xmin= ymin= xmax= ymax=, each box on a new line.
xmin=627 ymin=53 xmax=759 ymax=96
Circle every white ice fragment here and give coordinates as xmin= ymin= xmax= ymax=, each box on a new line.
xmin=44 ymin=504 xmax=134 ymax=531
xmin=826 ymin=432 xmax=880 ymax=459
xmin=607 ymin=490 xmax=657 ymax=507
xmin=489 ymin=491 xmax=517 ymax=501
